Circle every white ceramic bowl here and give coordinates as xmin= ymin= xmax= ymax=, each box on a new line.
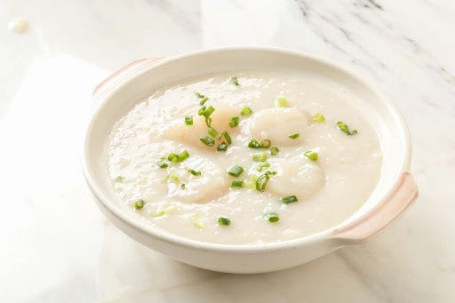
xmin=82 ymin=47 xmax=418 ymax=274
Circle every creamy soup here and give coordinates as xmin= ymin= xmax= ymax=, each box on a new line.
xmin=105 ymin=72 xmax=382 ymax=245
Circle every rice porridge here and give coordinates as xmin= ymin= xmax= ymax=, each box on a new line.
xmin=105 ymin=72 xmax=382 ymax=245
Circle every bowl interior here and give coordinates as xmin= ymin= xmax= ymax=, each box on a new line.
xmin=84 ymin=48 xmax=410 ymax=246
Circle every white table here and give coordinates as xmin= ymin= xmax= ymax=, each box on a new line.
xmin=1 ymin=1 xmax=454 ymax=302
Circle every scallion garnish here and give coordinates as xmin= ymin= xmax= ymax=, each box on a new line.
xmin=256 ymin=171 xmax=272 ymax=192
xmin=276 ymin=96 xmax=288 ymax=107
xmin=337 ymin=121 xmax=358 ymax=136
xmin=195 ymin=93 xmax=209 ymax=105
xmin=281 ymin=195 xmax=298 ymax=204
xmin=185 ymin=116 xmax=193 ymax=126
xmin=156 ymin=160 xmax=168 ymax=168
xmin=134 ymin=199 xmax=145 ymax=210
xmin=220 ymin=131 xmax=232 ymax=145
xmin=304 ymin=151 xmax=318 ymax=161
xmin=231 ymin=180 xmax=244 ymax=188
xmin=229 ymin=116 xmax=239 ymax=128
xmin=217 ymin=142 xmax=228 ymax=152
xmin=208 ymin=127 xmax=218 ymax=138
xmin=187 ymin=168 xmax=201 ymax=176
xmin=195 ymin=92 xmax=206 ymax=99
xmin=231 ymin=76 xmax=240 ymax=86
xmin=179 ymin=150 xmax=189 ymax=161
xmin=246 ymin=174 xmax=258 ymax=189
xmin=180 ymin=184 xmax=186 ymax=190
xmin=265 ymin=212 xmax=279 ymax=223
xmin=253 ymin=152 xmax=267 ymax=162
xmin=259 ymin=139 xmax=271 ymax=148
xmin=168 ymin=174 xmax=180 ymax=183
xmin=198 ymin=105 xmax=215 ymax=127
xmin=240 ymin=106 xmax=253 ymax=116
xmin=218 ymin=217 xmax=231 ymax=226
xmin=199 ymin=97 xmax=208 ymax=106
xmin=270 ymin=146 xmax=280 ymax=156
xmin=288 ymin=133 xmax=300 ymax=139
xmin=167 ymin=153 xmax=178 ymax=162
xmin=114 ymin=176 xmax=124 ymax=182
xmin=167 ymin=150 xmax=189 ymax=163
xmin=313 ymin=113 xmax=325 ymax=122
xmin=248 ymin=139 xmax=260 ymax=148
xmin=248 ymin=138 xmax=271 ymax=149
xmin=257 ymin=162 xmax=270 ymax=172
xmin=199 ymin=105 xmax=215 ymax=118
xmin=228 ymin=165 xmax=244 ymax=177
xmin=200 ymin=136 xmax=215 ymax=147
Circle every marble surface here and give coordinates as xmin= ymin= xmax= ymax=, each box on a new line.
xmin=1 ymin=0 xmax=454 ymax=302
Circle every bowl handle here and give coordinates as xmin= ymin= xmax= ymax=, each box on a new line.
xmin=332 ymin=172 xmax=418 ymax=242
xmin=92 ymin=57 xmax=165 ymax=101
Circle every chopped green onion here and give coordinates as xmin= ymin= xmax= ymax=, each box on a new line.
xmin=246 ymin=174 xmax=258 ymax=189
xmin=265 ymin=212 xmax=279 ymax=223
xmin=253 ymin=152 xmax=267 ymax=162
xmin=304 ymin=151 xmax=318 ymax=161
xmin=256 ymin=172 xmax=271 ymax=192
xmin=281 ymin=195 xmax=298 ymax=204
xmin=231 ymin=180 xmax=244 ymax=188
xmin=195 ymin=92 xmax=206 ymax=99
xmin=198 ymin=105 xmax=215 ymax=127
xmin=185 ymin=116 xmax=193 ymax=126
xmin=134 ymin=199 xmax=145 ymax=210
xmin=156 ymin=160 xmax=168 ymax=168
xmin=313 ymin=112 xmax=325 ymax=122
xmin=220 ymin=131 xmax=232 ymax=145
xmin=248 ymin=139 xmax=271 ymax=149
xmin=276 ymin=96 xmax=288 ymax=107
xmin=228 ymin=165 xmax=244 ymax=177
xmin=259 ymin=139 xmax=271 ymax=148
xmin=231 ymin=76 xmax=240 ymax=86
xmin=180 ymin=184 xmax=186 ymax=190
xmin=229 ymin=116 xmax=240 ymax=128
xmin=167 ymin=153 xmax=179 ymax=162
xmin=288 ymin=133 xmax=300 ymax=139
xmin=114 ymin=176 xmax=124 ymax=182
xmin=199 ymin=97 xmax=208 ymax=106
xmin=187 ymin=168 xmax=201 ymax=176
xmin=257 ymin=162 xmax=270 ymax=172
xmin=167 ymin=150 xmax=189 ymax=163
xmin=217 ymin=142 xmax=228 ymax=152
xmin=169 ymin=174 xmax=180 ymax=183
xmin=200 ymin=136 xmax=215 ymax=147
xmin=337 ymin=121 xmax=358 ymax=136
xmin=218 ymin=217 xmax=231 ymax=225
xmin=178 ymin=150 xmax=189 ymax=161
xmin=199 ymin=105 xmax=215 ymax=118
xmin=240 ymin=106 xmax=253 ymax=116
xmin=208 ymin=127 xmax=218 ymax=138
xmin=270 ymin=146 xmax=280 ymax=156
xmin=248 ymin=139 xmax=260 ymax=148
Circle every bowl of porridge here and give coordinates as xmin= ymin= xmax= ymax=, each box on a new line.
xmin=82 ymin=47 xmax=417 ymax=273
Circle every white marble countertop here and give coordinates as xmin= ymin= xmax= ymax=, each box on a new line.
xmin=1 ymin=0 xmax=454 ymax=302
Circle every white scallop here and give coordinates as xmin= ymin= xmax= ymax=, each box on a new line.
xmin=167 ymin=155 xmax=229 ymax=203
xmin=162 ymin=104 xmax=237 ymax=149
xmin=267 ymin=157 xmax=325 ymax=200
xmin=248 ymin=108 xmax=310 ymax=145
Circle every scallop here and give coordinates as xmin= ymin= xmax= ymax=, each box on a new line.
xmin=267 ymin=157 xmax=325 ymax=200
xmin=162 ymin=104 xmax=238 ymax=149
xmin=167 ymin=155 xmax=228 ymax=203
xmin=248 ymin=108 xmax=310 ymax=146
